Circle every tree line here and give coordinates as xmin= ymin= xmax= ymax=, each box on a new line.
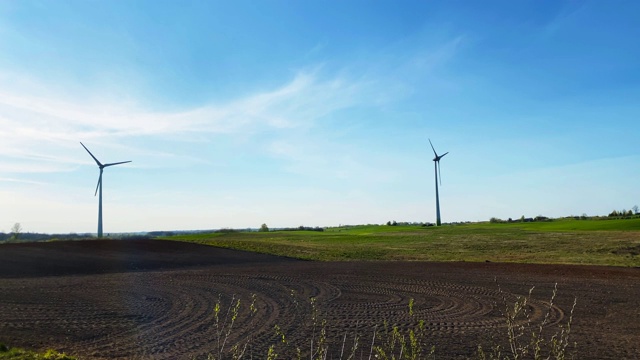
xmin=609 ymin=205 xmax=639 ymax=218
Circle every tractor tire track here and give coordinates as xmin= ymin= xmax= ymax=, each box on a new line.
xmin=1 ymin=240 xmax=638 ymax=359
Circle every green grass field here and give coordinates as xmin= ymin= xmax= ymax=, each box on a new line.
xmin=164 ymin=218 xmax=640 ymax=267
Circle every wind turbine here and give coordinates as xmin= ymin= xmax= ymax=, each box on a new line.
xmin=429 ymin=139 xmax=448 ymax=226
xmin=81 ymin=142 xmax=131 ymax=238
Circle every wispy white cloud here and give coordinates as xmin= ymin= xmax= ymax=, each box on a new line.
xmin=0 ymin=177 xmax=48 ymax=185
xmin=267 ymin=135 xmax=407 ymax=187
xmin=407 ymin=35 xmax=466 ymax=73
xmin=0 ymin=68 xmax=376 ymax=174
xmin=539 ymin=2 xmax=590 ymax=39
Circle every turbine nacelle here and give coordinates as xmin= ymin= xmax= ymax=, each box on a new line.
xmin=432 ymin=152 xmax=448 ymax=162
xmin=429 ymin=139 xmax=448 ymax=161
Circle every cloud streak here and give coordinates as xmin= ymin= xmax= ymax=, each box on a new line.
xmin=0 ymin=68 xmax=376 ymax=173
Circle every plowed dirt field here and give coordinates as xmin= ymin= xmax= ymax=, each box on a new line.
xmin=0 ymin=240 xmax=638 ymax=359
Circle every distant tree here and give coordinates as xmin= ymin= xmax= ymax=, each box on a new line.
xmin=609 ymin=210 xmax=619 ymax=217
xmin=10 ymin=223 xmax=22 ymax=242
xmin=489 ymin=217 xmax=503 ymax=223
xmin=386 ymin=221 xmax=392 ymax=226
xmin=633 ymin=205 xmax=639 ymax=215
xmin=259 ymin=223 xmax=269 ymax=232
xmin=391 ymin=220 xmax=397 ymax=226
xmin=520 ymin=215 xmax=525 ymax=222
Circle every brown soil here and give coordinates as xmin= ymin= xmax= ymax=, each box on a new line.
xmin=0 ymin=239 xmax=638 ymax=359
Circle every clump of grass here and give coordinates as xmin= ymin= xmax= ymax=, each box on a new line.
xmin=371 ymin=320 xmax=435 ymax=360
xmin=366 ymin=297 xmax=435 ymax=360
xmin=0 ymin=344 xmax=76 ymax=360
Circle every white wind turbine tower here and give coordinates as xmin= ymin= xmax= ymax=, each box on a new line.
xmin=81 ymin=142 xmax=131 ymax=238
xmin=429 ymin=139 xmax=448 ymax=226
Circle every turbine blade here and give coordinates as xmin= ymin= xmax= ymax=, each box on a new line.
xmin=440 ymin=151 xmax=449 ymax=158
xmin=94 ymin=172 xmax=102 ymax=196
xmin=103 ymin=160 xmax=132 ymax=167
xmin=80 ymin=142 xmax=103 ymax=167
xmin=428 ymin=139 xmax=438 ymax=157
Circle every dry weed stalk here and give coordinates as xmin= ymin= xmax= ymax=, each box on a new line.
xmin=477 ymin=283 xmax=577 ymax=360
xmin=205 ymin=286 xmax=576 ymax=360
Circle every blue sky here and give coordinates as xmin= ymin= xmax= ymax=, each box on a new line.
xmin=1 ymin=1 xmax=639 ymax=233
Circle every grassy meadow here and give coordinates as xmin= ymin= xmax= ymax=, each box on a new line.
xmin=163 ymin=217 xmax=640 ymax=267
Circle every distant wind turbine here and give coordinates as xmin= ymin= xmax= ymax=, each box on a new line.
xmin=81 ymin=142 xmax=131 ymax=238
xmin=429 ymin=139 xmax=448 ymax=226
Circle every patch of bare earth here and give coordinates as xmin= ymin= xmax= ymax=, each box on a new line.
xmin=0 ymin=240 xmax=638 ymax=359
